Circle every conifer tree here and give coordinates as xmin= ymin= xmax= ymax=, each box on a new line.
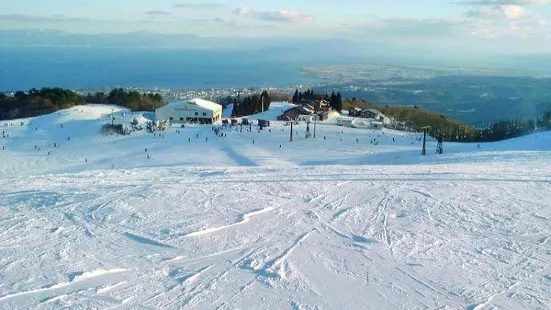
xmin=330 ymin=91 xmax=337 ymax=110
xmin=336 ymin=92 xmax=343 ymax=111
xmin=292 ymin=89 xmax=299 ymax=103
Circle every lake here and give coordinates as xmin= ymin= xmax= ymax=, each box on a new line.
xmin=0 ymin=47 xmax=322 ymax=91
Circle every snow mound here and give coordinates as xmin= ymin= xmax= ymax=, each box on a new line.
xmin=223 ymin=104 xmax=234 ymax=118
xmin=243 ymin=101 xmax=297 ymax=121
xmin=71 ymin=269 xmax=130 ymax=283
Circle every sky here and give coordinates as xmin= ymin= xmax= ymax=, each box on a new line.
xmin=1 ymin=0 xmax=551 ymax=53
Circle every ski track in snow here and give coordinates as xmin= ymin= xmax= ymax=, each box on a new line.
xmin=183 ymin=207 xmax=274 ymax=237
xmin=0 ymin=269 xmax=129 ymax=303
xmin=1 ymin=105 xmax=551 ymax=309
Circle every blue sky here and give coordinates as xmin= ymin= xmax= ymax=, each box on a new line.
xmin=1 ymin=0 xmax=551 ymax=53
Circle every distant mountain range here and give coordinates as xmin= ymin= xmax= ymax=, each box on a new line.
xmin=0 ymin=29 xmax=478 ymax=65
xmin=0 ymin=29 xmax=248 ymax=49
xmin=0 ymin=29 xmax=361 ymax=52
xmin=1 ymin=29 xmax=550 ymax=74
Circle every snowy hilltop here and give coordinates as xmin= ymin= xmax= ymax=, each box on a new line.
xmin=0 ymin=104 xmax=550 ymax=309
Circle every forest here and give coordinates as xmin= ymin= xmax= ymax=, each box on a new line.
xmin=344 ymin=99 xmax=551 ymax=142
xmin=0 ymin=88 xmax=164 ymax=120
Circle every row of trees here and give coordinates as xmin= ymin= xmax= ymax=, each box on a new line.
xmin=86 ymin=88 xmax=164 ymax=111
xmin=292 ymin=89 xmax=320 ymax=103
xmin=231 ymin=90 xmax=271 ymax=117
xmin=0 ymin=88 xmax=165 ymax=120
xmin=328 ymin=91 xmax=343 ymax=112
xmin=474 ymin=113 xmax=551 ymax=142
xmin=292 ymin=89 xmax=343 ymax=111
xmin=344 ymin=98 xmax=551 ymax=142
xmin=408 ymin=112 xmax=551 ymax=142
xmin=0 ymin=88 xmax=86 ymax=120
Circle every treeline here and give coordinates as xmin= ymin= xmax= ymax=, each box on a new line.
xmin=85 ymin=88 xmax=164 ymax=111
xmin=344 ymin=98 xmax=551 ymax=142
xmin=475 ymin=113 xmax=551 ymax=142
xmin=292 ymin=89 xmax=321 ymax=103
xmin=292 ymin=89 xmax=343 ymax=111
xmin=231 ymin=90 xmax=271 ymax=117
xmin=0 ymin=88 xmax=86 ymax=120
xmin=0 ymin=88 xmax=164 ymax=120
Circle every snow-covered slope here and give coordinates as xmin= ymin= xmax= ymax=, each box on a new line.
xmin=246 ymin=101 xmax=297 ymax=121
xmin=1 ymin=105 xmax=550 ymax=309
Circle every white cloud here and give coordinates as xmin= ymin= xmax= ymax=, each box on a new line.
xmin=233 ymin=7 xmax=314 ymax=25
xmin=465 ymin=4 xmax=534 ymax=19
xmin=501 ymin=4 xmax=527 ymax=19
xmin=233 ymin=7 xmax=254 ymax=17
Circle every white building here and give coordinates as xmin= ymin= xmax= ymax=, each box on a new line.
xmin=336 ymin=116 xmax=384 ymax=130
xmin=155 ymin=99 xmax=222 ymax=124
xmin=336 ymin=116 xmax=355 ymax=127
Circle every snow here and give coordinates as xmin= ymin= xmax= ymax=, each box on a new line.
xmin=161 ymin=98 xmax=221 ymax=111
xmin=223 ymin=103 xmax=234 ymax=118
xmin=245 ymin=101 xmax=297 ymax=121
xmin=1 ymin=104 xmax=550 ymax=309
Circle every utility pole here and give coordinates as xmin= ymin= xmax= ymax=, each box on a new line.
xmin=313 ymin=114 xmax=317 ymax=139
xmin=436 ymin=133 xmax=444 ymax=154
xmin=261 ymin=96 xmax=264 ymax=113
xmin=421 ymin=126 xmax=431 ymax=156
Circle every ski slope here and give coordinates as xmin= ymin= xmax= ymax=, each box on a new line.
xmin=1 ymin=105 xmax=550 ymax=309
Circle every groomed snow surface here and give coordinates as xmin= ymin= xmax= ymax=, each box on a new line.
xmin=1 ymin=104 xmax=550 ymax=309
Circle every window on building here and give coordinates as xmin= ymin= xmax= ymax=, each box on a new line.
xmin=203 ymin=112 xmax=207 ymax=116
xmin=169 ymin=117 xmax=173 ymax=121
xmin=195 ymin=112 xmax=198 ymax=116
xmin=180 ymin=117 xmax=184 ymax=121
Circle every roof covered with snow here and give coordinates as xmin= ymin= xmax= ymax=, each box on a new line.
xmin=160 ymin=98 xmax=222 ymax=111
xmin=365 ymin=108 xmax=382 ymax=114
xmin=237 ymin=101 xmax=297 ymax=121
